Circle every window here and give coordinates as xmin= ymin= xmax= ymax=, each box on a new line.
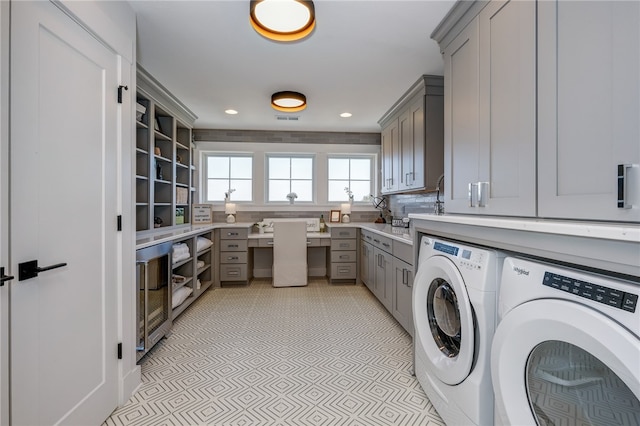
xmin=267 ymin=155 xmax=314 ymax=202
xmin=204 ymin=154 xmax=253 ymax=202
xmin=328 ymin=156 xmax=373 ymax=203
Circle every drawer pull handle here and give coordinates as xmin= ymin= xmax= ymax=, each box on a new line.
xmin=228 ymin=257 xmax=238 ymax=260
xmin=227 ymin=271 xmax=239 ymax=276
xmin=307 ymin=241 xmax=312 ymax=245
xmin=267 ymin=241 xmax=274 ymax=245
xmin=228 ymin=232 xmax=239 ymax=236
xmin=366 ymin=235 xmax=372 ymax=240
xmin=339 ymin=232 xmax=349 ymax=236
xmin=339 ymin=255 xmax=349 ymax=259
xmin=338 ymin=268 xmax=350 ymax=274
xmin=228 ymin=244 xmax=238 ymax=248
xmin=373 ymin=239 xmax=380 ymax=243
xmin=382 ymin=243 xmax=390 ymax=247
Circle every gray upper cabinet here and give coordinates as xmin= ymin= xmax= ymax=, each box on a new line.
xmin=435 ymin=0 xmax=638 ymax=222
xmin=437 ymin=0 xmax=536 ymax=216
xmin=537 ymin=1 xmax=640 ymax=222
xmin=379 ymin=76 xmax=444 ymax=194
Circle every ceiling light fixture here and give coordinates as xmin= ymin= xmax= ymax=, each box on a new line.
xmin=271 ymin=91 xmax=307 ymax=112
xmin=225 ymin=109 xmax=238 ymax=115
xmin=250 ymin=0 xmax=315 ymax=42
xmin=340 ymin=112 xmax=352 ymax=118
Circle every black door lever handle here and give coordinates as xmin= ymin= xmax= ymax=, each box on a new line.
xmin=0 ymin=267 xmax=14 ymax=286
xmin=18 ymin=260 xmax=68 ymax=281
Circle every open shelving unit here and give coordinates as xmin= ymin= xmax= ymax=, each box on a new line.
xmin=135 ymin=66 xmax=198 ymax=233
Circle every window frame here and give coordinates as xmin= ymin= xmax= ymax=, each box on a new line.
xmin=265 ymin=153 xmax=316 ymax=203
xmin=203 ymin=153 xmax=254 ymax=203
xmin=327 ymin=154 xmax=375 ymax=204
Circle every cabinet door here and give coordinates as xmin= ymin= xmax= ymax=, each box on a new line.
xmin=399 ymin=95 xmax=425 ymax=191
xmin=373 ymin=248 xmax=393 ymax=311
xmin=443 ymin=17 xmax=481 ymax=213
xmin=478 ymin=0 xmax=536 ymax=216
xmin=392 ymin=258 xmax=414 ymax=336
xmin=381 ymin=119 xmax=399 ymax=193
xmin=538 ymin=1 xmax=640 ymax=222
xmin=360 ymin=240 xmax=370 ymax=288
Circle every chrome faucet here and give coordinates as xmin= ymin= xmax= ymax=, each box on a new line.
xmin=435 ymin=174 xmax=445 ymax=215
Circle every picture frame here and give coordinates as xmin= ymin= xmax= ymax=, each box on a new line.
xmin=330 ymin=210 xmax=341 ymax=223
xmin=192 ymin=204 xmax=213 ymax=224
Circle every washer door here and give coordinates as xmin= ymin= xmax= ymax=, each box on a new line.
xmin=413 ymin=255 xmax=475 ymax=385
xmin=492 ymin=299 xmax=640 ymax=426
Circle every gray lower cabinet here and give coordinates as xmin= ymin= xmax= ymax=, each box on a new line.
xmin=392 ymin=257 xmax=413 ymax=336
xmin=328 ymin=227 xmax=357 ymax=283
xmin=361 ymin=229 xmax=414 ymax=335
xmin=219 ymin=228 xmax=250 ymax=284
xmin=373 ymin=247 xmax=393 ymax=312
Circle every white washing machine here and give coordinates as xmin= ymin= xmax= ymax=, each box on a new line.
xmin=492 ymin=257 xmax=640 ymax=426
xmin=412 ymin=236 xmax=505 ymax=426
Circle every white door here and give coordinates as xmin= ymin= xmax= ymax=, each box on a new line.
xmin=491 ymin=299 xmax=640 ymax=426
xmin=10 ymin=2 xmax=118 ymax=425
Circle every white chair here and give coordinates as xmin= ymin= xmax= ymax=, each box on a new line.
xmin=272 ymin=221 xmax=308 ymax=287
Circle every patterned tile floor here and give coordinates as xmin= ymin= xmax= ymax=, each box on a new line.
xmin=104 ymin=278 xmax=445 ymax=426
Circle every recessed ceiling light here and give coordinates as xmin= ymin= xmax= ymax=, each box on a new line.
xmin=250 ymin=0 xmax=315 ymax=42
xmin=340 ymin=112 xmax=352 ymax=118
xmin=271 ymin=91 xmax=307 ymax=112
xmin=225 ymin=109 xmax=238 ymax=115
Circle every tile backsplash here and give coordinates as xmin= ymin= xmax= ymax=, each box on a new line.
xmin=387 ymin=192 xmax=439 ymax=219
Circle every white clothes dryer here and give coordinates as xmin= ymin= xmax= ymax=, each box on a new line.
xmin=413 ymin=236 xmax=505 ymax=426
xmin=492 ymin=257 xmax=640 ymax=426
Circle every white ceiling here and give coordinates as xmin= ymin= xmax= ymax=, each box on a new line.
xmin=129 ymin=0 xmax=455 ymax=133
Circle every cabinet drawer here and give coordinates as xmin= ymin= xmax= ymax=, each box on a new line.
xmin=306 ymin=238 xmax=320 ymax=247
xmin=331 ymin=239 xmax=357 ymax=251
xmin=393 ymin=241 xmax=413 ymax=265
xmin=371 ymin=234 xmax=393 ymax=253
xmin=220 ymin=251 xmax=247 ymax=264
xmin=331 ymin=262 xmax=357 ymax=279
xmin=220 ymin=228 xmax=248 ymax=239
xmin=220 ymin=264 xmax=247 ymax=281
xmin=361 ymin=229 xmax=374 ymax=243
xmin=331 ymin=227 xmax=357 ymax=239
xmin=331 ymin=250 xmax=357 ymax=263
xmin=258 ymin=238 xmax=274 ymax=247
xmin=220 ymin=240 xmax=247 ymax=252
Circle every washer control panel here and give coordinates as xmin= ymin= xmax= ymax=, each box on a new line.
xmin=543 ymin=272 xmax=638 ymax=313
xmin=433 ymin=241 xmax=485 ymax=270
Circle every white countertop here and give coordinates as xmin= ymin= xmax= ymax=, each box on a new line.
xmin=409 ymin=213 xmax=639 ymax=243
xmin=136 ymin=221 xmax=414 ymax=250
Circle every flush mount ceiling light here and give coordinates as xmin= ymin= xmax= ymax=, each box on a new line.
xmin=250 ymin=0 xmax=315 ymax=42
xmin=271 ymin=91 xmax=307 ymax=112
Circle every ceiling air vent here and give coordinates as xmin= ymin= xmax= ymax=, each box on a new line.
xmin=275 ymin=115 xmax=300 ymax=121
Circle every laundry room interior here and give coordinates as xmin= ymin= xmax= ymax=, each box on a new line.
xmin=1 ymin=1 xmax=639 ymax=425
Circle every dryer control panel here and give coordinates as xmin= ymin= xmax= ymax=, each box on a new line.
xmin=543 ymin=272 xmax=638 ymax=313
xmin=434 ymin=241 xmax=486 ymax=270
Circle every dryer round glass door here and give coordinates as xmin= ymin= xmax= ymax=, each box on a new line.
xmin=428 ymin=278 xmax=462 ymax=357
xmin=413 ymin=255 xmax=475 ymax=385
xmin=526 ymin=340 xmax=640 ymax=425
xmin=492 ymin=299 xmax=640 ymax=426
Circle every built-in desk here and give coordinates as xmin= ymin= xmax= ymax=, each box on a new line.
xmin=247 ymin=231 xmax=332 ymax=279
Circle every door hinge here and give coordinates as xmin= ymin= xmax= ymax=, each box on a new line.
xmin=117 ymin=343 xmax=123 ymax=359
xmin=117 ymin=85 xmax=128 ymax=104
xmin=117 ymin=215 xmax=122 ymax=231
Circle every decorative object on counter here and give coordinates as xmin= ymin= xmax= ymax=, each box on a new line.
xmin=153 ymin=216 xmax=163 ymax=228
xmin=250 ymin=0 xmax=316 ymax=42
xmin=191 ymin=204 xmax=212 ymax=224
xmin=371 ymin=195 xmax=390 ymax=223
xmin=154 ymin=146 xmax=161 ymax=156
xmin=341 ymin=203 xmax=351 ymax=223
xmin=344 ymin=187 xmax=354 ymax=204
xmin=375 ymin=213 xmax=386 ymax=224
xmin=319 ymin=214 xmax=327 ymax=232
xmin=175 ymin=207 xmax=185 ymax=225
xmin=286 ymin=192 xmax=298 ymax=204
xmin=391 ymin=217 xmax=410 ymax=228
xmin=329 ymin=210 xmax=341 ymax=223
xmin=225 ymin=202 xmax=237 ymax=223
xmin=254 ymin=221 xmax=269 ymax=234
xmin=224 ymin=188 xmax=236 ymax=203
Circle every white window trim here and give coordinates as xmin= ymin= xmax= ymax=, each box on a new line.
xmin=202 ymin=152 xmax=254 ymax=203
xmin=327 ymin=154 xmax=375 ymax=204
xmin=265 ymin=153 xmax=316 ymax=204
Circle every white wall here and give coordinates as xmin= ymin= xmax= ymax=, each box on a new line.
xmin=195 ymin=141 xmax=380 ymax=211
xmin=0 ymin=2 xmax=9 ymax=424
